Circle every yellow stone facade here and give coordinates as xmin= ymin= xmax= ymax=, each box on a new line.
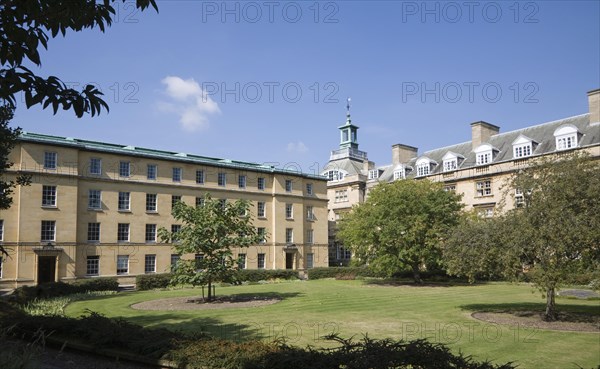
xmin=0 ymin=137 xmax=329 ymax=288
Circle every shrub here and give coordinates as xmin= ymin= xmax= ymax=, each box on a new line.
xmin=308 ymin=267 xmax=382 ymax=280
xmin=136 ymin=273 xmax=172 ymax=291
xmin=74 ymin=277 xmax=119 ymax=292
xmin=235 ymin=269 xmax=298 ymax=282
xmin=12 ymin=278 xmax=118 ymax=304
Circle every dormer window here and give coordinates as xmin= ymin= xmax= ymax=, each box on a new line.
xmin=554 ymin=125 xmax=580 ymax=151
xmin=416 ymin=157 xmax=436 ymax=177
xmin=474 ymin=144 xmax=497 ymax=166
xmin=324 ymin=170 xmax=346 ymax=182
xmin=368 ymin=169 xmax=382 ymax=180
xmin=393 ymin=166 xmax=405 ymax=180
xmin=442 ymin=152 xmax=464 ymax=172
xmin=512 ymin=135 xmax=536 ymax=159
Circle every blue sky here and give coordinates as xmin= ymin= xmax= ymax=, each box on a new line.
xmin=13 ymin=1 xmax=600 ymax=174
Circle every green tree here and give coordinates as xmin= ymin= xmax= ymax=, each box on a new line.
xmin=337 ymin=179 xmax=464 ymax=283
xmin=444 ymin=152 xmax=600 ymax=321
xmin=159 ymin=196 xmax=263 ymax=302
xmin=1 ymin=0 xmax=158 ymax=116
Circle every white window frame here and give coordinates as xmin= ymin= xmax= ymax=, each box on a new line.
xmin=118 ymin=192 xmax=131 ymax=211
xmin=476 ymin=180 xmax=492 ymax=197
xmin=368 ymin=169 xmax=380 ymax=180
xmin=285 ymin=179 xmax=293 ymax=192
xmin=285 ymin=203 xmax=293 ymax=219
xmin=306 ymin=229 xmax=314 ymax=245
xmin=147 ymin=164 xmax=157 ymax=180
xmin=306 ymin=206 xmax=314 ymax=220
xmin=195 ymin=197 xmax=205 ymax=207
xmin=42 ymin=185 xmax=57 ymax=207
xmin=238 ymin=175 xmax=247 ymax=189
xmin=554 ymin=125 xmax=579 ymax=151
xmin=146 ymin=193 xmax=157 ymax=212
xmin=306 ymin=253 xmax=314 ymax=269
xmin=117 ymin=255 xmax=129 ymax=275
xmin=257 ymin=227 xmax=266 ymax=244
xmin=325 ymin=170 xmax=345 ymax=182
xmin=196 ymin=170 xmax=205 ymax=184
xmin=257 ymin=253 xmax=266 ymax=269
xmin=218 ymin=172 xmax=227 ymax=186
xmin=44 ymin=152 xmax=57 ymax=169
xmin=145 ymin=224 xmax=157 ymax=243
xmin=237 ymin=253 xmax=247 ymax=269
xmin=306 ymin=183 xmax=313 ymax=195
xmin=90 ymin=158 xmax=102 ymax=175
xmin=393 ymin=169 xmax=405 ymax=180
xmin=88 ymin=190 xmax=102 ymax=210
xmin=119 ymin=161 xmax=130 ymax=177
xmin=86 ymin=256 xmax=100 ymax=276
xmin=285 ymin=228 xmax=293 ymax=243
xmin=334 ymin=190 xmax=348 ymax=203
xmin=257 ymin=177 xmax=265 ymax=190
xmin=443 ymin=159 xmax=457 ymax=172
xmin=144 ymin=254 xmax=156 ymax=274
xmin=416 ymin=158 xmax=435 ymax=177
xmin=41 ymin=220 xmax=56 ymax=242
xmin=257 ymin=202 xmax=266 ymax=218
xmin=117 ymin=223 xmax=130 ymax=243
xmin=0 ymin=219 xmax=3 ymax=241
xmin=171 ymin=195 xmax=182 ymax=210
xmin=172 ymin=167 xmax=182 ymax=182
xmin=87 ymin=222 xmax=100 ymax=242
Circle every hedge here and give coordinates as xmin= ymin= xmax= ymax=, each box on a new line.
xmin=136 ymin=273 xmax=172 ymax=291
xmin=12 ymin=278 xmax=119 ymax=304
xmin=236 ymin=269 xmax=298 ymax=282
xmin=307 ymin=267 xmax=383 ymax=280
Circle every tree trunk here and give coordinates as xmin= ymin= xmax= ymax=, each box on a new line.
xmin=207 ymin=278 xmax=213 ymax=302
xmin=544 ymin=287 xmax=557 ymax=321
xmin=412 ymin=263 xmax=422 ymax=284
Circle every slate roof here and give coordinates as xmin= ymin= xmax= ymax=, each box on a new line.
xmin=18 ymin=132 xmax=327 ymax=180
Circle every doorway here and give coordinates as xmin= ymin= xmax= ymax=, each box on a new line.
xmin=37 ymin=256 xmax=56 ymax=284
xmin=285 ymin=253 xmax=294 ymax=270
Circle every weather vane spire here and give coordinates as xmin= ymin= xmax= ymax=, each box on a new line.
xmin=346 ymin=97 xmax=351 ymax=117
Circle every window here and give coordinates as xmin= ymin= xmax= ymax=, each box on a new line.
xmin=257 ymin=177 xmax=265 ymax=190
xmin=87 ymin=223 xmax=100 ymax=242
xmin=86 ymin=256 xmax=99 ymax=276
xmin=119 ymin=161 xmax=130 ymax=177
xmin=172 ymin=167 xmax=182 ymax=182
xmin=238 ymin=175 xmax=247 ymax=189
xmin=515 ymin=188 xmax=525 ymax=208
xmin=145 ymin=255 xmax=156 ymax=273
xmin=90 ymin=158 xmax=102 ymax=175
xmin=257 ymin=253 xmax=265 ymax=269
xmin=417 ymin=163 xmax=430 ymax=176
xmin=147 ymin=164 xmax=157 ymax=180
xmin=285 ymin=228 xmax=293 ymax=243
xmin=171 ymin=224 xmax=181 ymax=242
xmin=196 ymin=197 xmax=205 ymax=207
xmin=117 ymin=255 xmax=129 ymax=275
xmin=257 ymin=227 xmax=266 ymax=244
xmin=44 ymin=152 xmax=57 ymax=169
xmin=117 ymin=223 xmax=129 ymax=242
xmin=368 ymin=169 xmax=380 ymax=180
xmin=554 ymin=125 xmax=579 ymax=151
xmin=0 ymin=219 xmax=3 ymax=241
xmin=325 ymin=170 xmax=344 ymax=182
xmin=393 ymin=169 xmax=405 ymax=180
xmin=476 ymin=152 xmax=492 ymax=165
xmin=306 ymin=253 xmax=314 ymax=269
xmin=218 ymin=172 xmax=227 ymax=186
xmin=306 ymin=206 xmax=314 ymax=220
xmin=88 ymin=190 xmax=102 ymax=209
xmin=118 ymin=192 xmax=130 ymax=211
xmin=42 ymin=185 xmax=57 ymax=207
xmin=41 ymin=221 xmax=56 ymax=242
xmin=285 ymin=179 xmax=293 ymax=192
xmin=196 ymin=170 xmax=205 ymax=184
xmin=219 ymin=199 xmax=227 ymax=210
xmin=237 ymin=254 xmax=246 ymax=269
xmin=444 ymin=184 xmax=456 ymax=192
xmin=285 ymin=204 xmax=293 ymax=219
xmin=257 ymin=202 xmax=266 ymax=217
xmin=476 ymin=180 xmax=492 ymax=197
xmin=146 ymin=193 xmax=157 ymax=212
xmin=513 ymin=144 xmax=532 ymax=158
xmin=170 ymin=254 xmax=181 ymax=271
xmin=171 ymin=195 xmax=181 ymax=210
xmin=195 ymin=253 xmax=204 ymax=269
xmin=334 ymin=190 xmax=348 ymax=203
xmin=145 ymin=224 xmax=157 ymax=243
xmin=443 ymin=159 xmax=457 ymax=172
xmin=306 ymin=229 xmax=314 ymax=244
xmin=477 ymin=207 xmax=495 ymax=218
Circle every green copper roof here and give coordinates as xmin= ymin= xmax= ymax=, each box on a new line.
xmin=18 ymin=132 xmax=326 ymax=180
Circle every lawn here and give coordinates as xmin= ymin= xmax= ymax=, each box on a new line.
xmin=65 ymin=280 xmax=600 ymax=369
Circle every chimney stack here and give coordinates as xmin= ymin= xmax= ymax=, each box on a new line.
xmin=392 ymin=144 xmax=418 ymax=165
xmin=588 ymin=89 xmax=600 ymax=124
xmin=471 ymin=121 xmax=500 ymax=149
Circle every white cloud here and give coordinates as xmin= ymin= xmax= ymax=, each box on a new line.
xmin=158 ymin=76 xmax=220 ymax=132
xmin=287 ymin=141 xmax=309 ymax=154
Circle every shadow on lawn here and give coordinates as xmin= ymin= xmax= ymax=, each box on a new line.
xmin=460 ymin=302 xmax=600 ymax=318
xmin=124 ymin=313 xmax=288 ymax=342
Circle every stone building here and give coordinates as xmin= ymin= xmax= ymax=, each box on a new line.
xmin=0 ymin=135 xmax=328 ymax=288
